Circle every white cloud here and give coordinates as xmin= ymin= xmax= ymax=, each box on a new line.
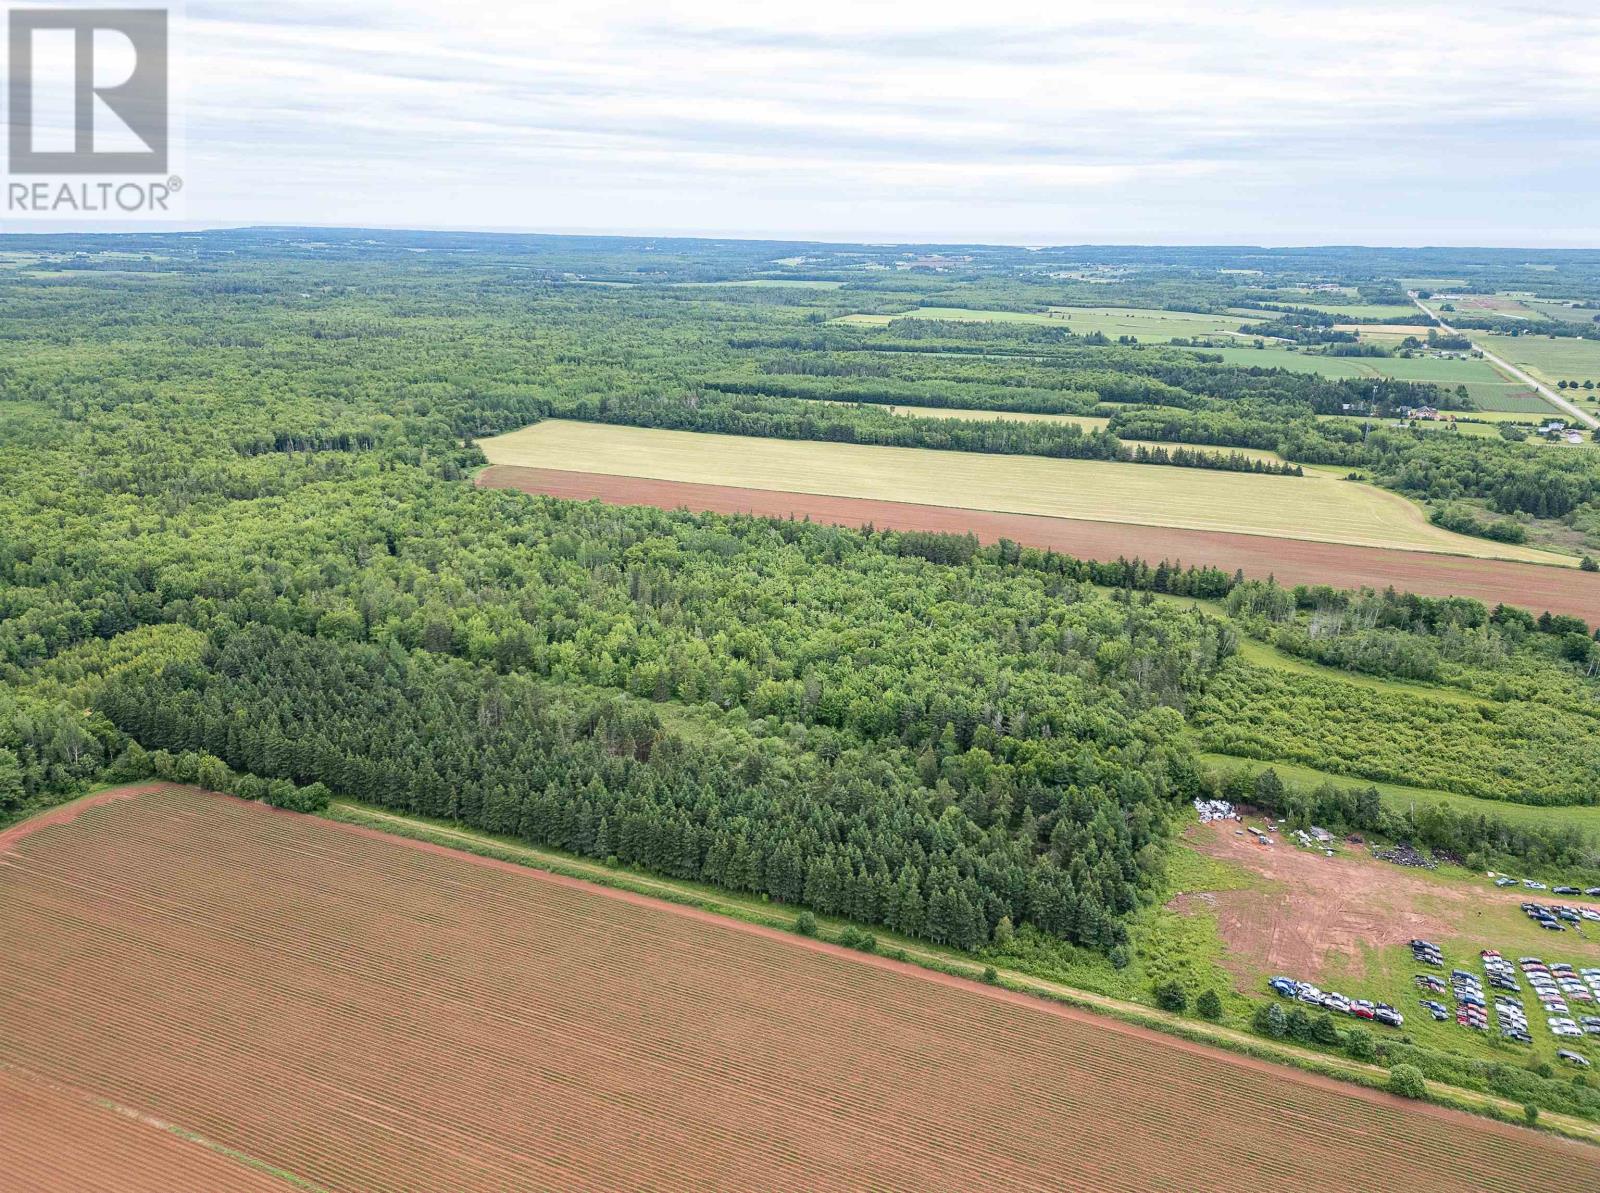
xmin=151 ymin=0 xmax=1600 ymax=242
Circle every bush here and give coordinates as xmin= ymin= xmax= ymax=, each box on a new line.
xmin=263 ymin=779 xmax=331 ymax=814
xmin=1582 ymin=556 xmax=1599 ymax=573
xmin=1195 ymin=989 xmax=1223 ymax=1021
xmin=1389 ymin=1064 xmax=1427 ymax=1100
xmin=1154 ymin=981 xmax=1189 ymax=1014
xmin=838 ymin=926 xmax=877 ymax=953
xmin=794 ymin=910 xmax=817 ymax=937
xmin=1344 ymin=1026 xmax=1376 ymax=1062
xmin=1524 ymin=1103 xmax=1539 ymax=1124
xmin=981 ymin=965 xmax=998 ymax=984
xmin=1311 ymin=1013 xmax=1342 ymax=1046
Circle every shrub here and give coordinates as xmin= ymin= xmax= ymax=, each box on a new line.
xmin=1524 ymin=1103 xmax=1539 ymax=1124
xmin=794 ymin=910 xmax=817 ymax=937
xmin=1344 ymin=1026 xmax=1376 ymax=1062
xmin=1311 ymin=1013 xmax=1342 ymax=1046
xmin=981 ymin=966 xmax=998 ymax=984
xmin=1389 ymin=1064 xmax=1426 ymax=1100
xmin=1582 ymin=556 xmax=1599 ymax=573
xmin=1154 ymin=981 xmax=1189 ymax=1014
xmin=1195 ymin=989 xmax=1223 ymax=1021
xmin=838 ymin=926 xmax=877 ymax=953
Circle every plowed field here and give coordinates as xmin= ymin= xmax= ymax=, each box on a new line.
xmin=2 ymin=787 xmax=1594 ymax=1191
xmin=477 ymin=466 xmax=1600 ymax=624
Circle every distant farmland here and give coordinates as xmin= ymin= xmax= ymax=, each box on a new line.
xmin=1185 ymin=346 xmax=1551 ymax=412
xmin=838 ymin=304 xmax=1256 ymax=341
xmin=479 ymin=420 xmax=1569 ymax=563
xmin=3 ymin=786 xmax=1595 ymax=1192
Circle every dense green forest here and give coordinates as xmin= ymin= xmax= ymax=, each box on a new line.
xmin=4 ymin=230 xmax=1600 ymax=957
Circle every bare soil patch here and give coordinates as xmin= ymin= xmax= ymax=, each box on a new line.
xmin=478 ymin=466 xmax=1600 ymax=623
xmin=1179 ymin=821 xmax=1469 ymax=985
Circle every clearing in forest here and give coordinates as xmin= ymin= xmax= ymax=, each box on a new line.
xmin=2 ymin=785 xmax=1595 ymax=1192
xmin=480 ymin=420 xmax=1569 ymax=563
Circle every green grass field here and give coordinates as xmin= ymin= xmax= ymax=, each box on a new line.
xmin=873 ymin=404 xmax=1111 ymax=429
xmin=671 ymin=279 xmax=847 ymax=288
xmin=1298 ymin=302 xmax=1425 ymax=322
xmin=1480 ymin=332 xmax=1600 ymax=388
xmin=480 ymin=420 xmax=1569 ymax=561
xmin=877 ymin=404 xmax=1290 ymax=464
xmin=1525 ymin=300 xmax=1600 ymax=326
xmin=1198 ymin=752 xmax=1600 ymax=836
xmin=1189 ymin=345 xmax=1554 ymax=412
xmin=1317 ymin=414 xmax=1508 ymax=439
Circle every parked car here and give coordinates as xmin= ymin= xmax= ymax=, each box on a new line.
xmin=1554 ymin=886 xmax=1581 ymax=895
xmin=1557 ymin=1050 xmax=1591 ymax=1067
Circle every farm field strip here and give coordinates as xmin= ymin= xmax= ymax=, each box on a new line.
xmin=867 ymin=403 xmax=1110 ymax=428
xmin=837 ymin=305 xmax=1258 ymax=341
xmin=2 ymin=787 xmax=1594 ymax=1191
xmin=865 ymin=404 xmax=1289 ymax=462
xmin=1197 ymin=753 xmax=1600 ymax=836
xmin=479 ymin=421 xmax=1567 ymax=562
xmin=476 ymin=466 xmax=1600 ymax=623
xmin=1180 ymin=345 xmax=1549 ymax=410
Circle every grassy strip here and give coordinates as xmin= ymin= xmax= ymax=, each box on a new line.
xmin=325 ymin=800 xmax=1600 ymax=1147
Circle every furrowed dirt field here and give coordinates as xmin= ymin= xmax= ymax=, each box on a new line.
xmin=0 ymin=1066 xmax=290 ymax=1193
xmin=4 ymin=787 xmax=1594 ymax=1191
xmin=477 ymin=466 xmax=1600 ymax=624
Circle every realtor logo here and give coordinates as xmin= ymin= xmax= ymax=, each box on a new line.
xmin=8 ymin=8 xmax=168 ymax=174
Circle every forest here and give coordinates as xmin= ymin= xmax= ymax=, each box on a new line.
xmin=4 ymin=229 xmax=1600 ymax=956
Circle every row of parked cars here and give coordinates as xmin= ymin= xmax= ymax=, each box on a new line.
xmin=1267 ymin=977 xmax=1404 ymax=1027
xmin=1494 ymin=877 xmax=1600 ymax=897
xmin=1479 ymin=953 xmax=1531 ymax=1043
xmin=1514 ymin=955 xmax=1600 ymax=1040
xmin=1520 ymin=901 xmax=1600 ymax=932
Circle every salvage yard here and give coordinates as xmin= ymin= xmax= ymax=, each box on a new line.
xmin=1180 ymin=818 xmax=1600 ymax=1068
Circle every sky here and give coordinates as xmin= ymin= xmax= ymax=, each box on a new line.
xmin=7 ymin=0 xmax=1600 ymax=245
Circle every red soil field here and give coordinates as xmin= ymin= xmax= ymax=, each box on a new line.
xmin=477 ymin=465 xmax=1600 ymax=624
xmin=0 ymin=1066 xmax=288 ymax=1193
xmin=3 ymin=787 xmax=1595 ymax=1190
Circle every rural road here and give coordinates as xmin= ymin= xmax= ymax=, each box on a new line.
xmin=1410 ymin=293 xmax=1600 ymax=430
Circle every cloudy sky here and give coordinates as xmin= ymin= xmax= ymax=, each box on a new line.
xmin=17 ymin=0 xmax=1600 ymax=244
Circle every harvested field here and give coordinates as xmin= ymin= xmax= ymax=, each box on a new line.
xmin=3 ymin=786 xmax=1596 ymax=1191
xmin=477 ymin=466 xmax=1600 ymax=623
xmin=479 ymin=421 xmax=1566 ymax=562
